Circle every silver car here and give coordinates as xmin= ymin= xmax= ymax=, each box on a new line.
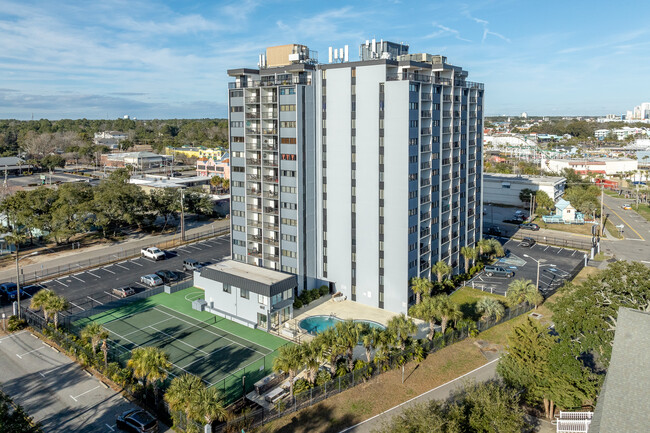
xmin=141 ymin=274 xmax=163 ymax=287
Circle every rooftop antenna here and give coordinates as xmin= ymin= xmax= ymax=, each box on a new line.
xmin=328 ymin=46 xmax=333 ymax=63
xmin=344 ymin=45 xmax=349 ymax=62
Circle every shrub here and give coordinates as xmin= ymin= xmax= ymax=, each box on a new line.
xmin=319 ymin=285 xmax=329 ymax=296
xmin=293 ymin=299 xmax=303 ymax=309
xmin=315 ymin=369 xmax=332 ymax=386
xmin=7 ymin=315 xmax=27 ymax=332
xmin=293 ymin=378 xmax=311 ymax=395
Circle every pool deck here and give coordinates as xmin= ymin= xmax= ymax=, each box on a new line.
xmin=285 ymin=298 xmax=429 ymax=342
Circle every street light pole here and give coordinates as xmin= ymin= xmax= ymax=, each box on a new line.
xmin=15 ymin=245 xmax=21 ymax=319
xmin=180 ymin=188 xmax=186 ymax=242
xmin=523 ymin=254 xmax=546 ymax=291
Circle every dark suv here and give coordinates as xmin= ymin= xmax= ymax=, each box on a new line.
xmin=520 ymin=223 xmax=540 ymax=231
xmin=484 ymin=265 xmax=515 ymax=278
xmin=520 ymin=237 xmax=536 ymax=247
xmin=183 ymin=259 xmax=203 ymax=271
xmin=116 ymin=409 xmax=158 ymax=433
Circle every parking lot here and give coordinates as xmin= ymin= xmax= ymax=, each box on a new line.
xmin=0 ymin=234 xmax=231 ymax=317
xmin=0 ymin=330 xmax=138 ymax=432
xmin=467 ymin=237 xmax=586 ymax=296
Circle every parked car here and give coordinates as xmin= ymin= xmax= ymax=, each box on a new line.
xmin=484 ymin=265 xmax=515 ymax=278
xmin=116 ymin=409 xmax=158 ymax=433
xmin=520 ymin=223 xmax=540 ymax=231
xmin=520 ymin=237 xmax=536 ymax=247
xmin=154 ymin=270 xmax=182 ymax=284
xmin=141 ymin=247 xmax=165 ymax=261
xmin=0 ymin=282 xmax=16 ymax=303
xmin=514 ymin=210 xmax=527 ymax=218
xmin=183 ymin=259 xmax=203 ymax=271
xmin=113 ymin=286 xmax=136 ymax=298
xmin=485 ymin=226 xmax=502 ymax=236
xmin=140 ymin=274 xmax=163 ymax=287
xmin=621 ymin=204 xmax=632 ymax=210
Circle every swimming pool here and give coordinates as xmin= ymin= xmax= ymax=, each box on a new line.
xmin=299 ymin=315 xmax=386 ymax=335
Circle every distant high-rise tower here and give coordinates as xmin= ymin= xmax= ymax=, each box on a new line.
xmin=227 ymin=40 xmax=484 ymax=314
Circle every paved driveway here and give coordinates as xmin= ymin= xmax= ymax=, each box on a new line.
xmin=0 ymin=330 xmax=142 ymax=433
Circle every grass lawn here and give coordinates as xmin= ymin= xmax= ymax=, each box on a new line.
xmin=450 ymin=286 xmax=504 ymax=321
xmin=605 ymin=218 xmax=624 ymax=239
xmin=537 ymin=220 xmax=595 ymax=236
xmin=632 ymin=203 xmax=650 ymax=222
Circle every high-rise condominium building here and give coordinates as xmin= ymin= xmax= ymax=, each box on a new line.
xmin=227 ymin=40 xmax=483 ymax=315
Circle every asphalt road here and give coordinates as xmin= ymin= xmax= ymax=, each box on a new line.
xmin=0 ymin=330 xmax=159 ymax=433
xmin=0 ymin=234 xmax=231 ymax=317
xmin=467 ymin=237 xmax=585 ymax=296
xmin=600 ymin=194 xmax=650 ymax=264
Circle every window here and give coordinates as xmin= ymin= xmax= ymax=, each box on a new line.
xmin=231 ymin=195 xmax=244 ymax=202
xmin=282 ymin=250 xmax=297 ymax=258
xmin=280 ymin=104 xmax=296 ymax=111
xmin=230 ymin=106 xmax=243 ymax=112
xmin=280 ymin=121 xmax=296 ymax=128
xmin=282 ymin=234 xmax=296 ymax=242
xmin=281 ymin=186 xmax=297 ymax=193
xmin=230 ymin=121 xmax=244 ymax=128
xmin=240 ymin=289 xmax=249 ymax=299
xmin=410 ymin=120 xmax=418 ymax=128
xmin=409 ymin=102 xmax=419 ymax=110
xmin=281 ymin=170 xmax=296 ymax=177
xmin=281 ymin=265 xmax=298 ymax=273
xmin=233 ymin=225 xmax=245 ymax=232
xmin=501 ymin=182 xmax=511 ymax=189
xmin=257 ymin=313 xmax=267 ymax=327
xmin=233 ymin=239 xmax=245 ymax=246
xmin=280 ymin=88 xmax=295 ymax=95
xmin=281 ymin=137 xmax=297 ymax=144
xmin=282 ymin=154 xmax=296 ymax=161
xmin=282 ymin=202 xmax=297 ymax=210
xmin=232 ymin=210 xmax=245 ymax=217
xmin=281 ymin=218 xmax=297 ymax=226
xmin=230 ymin=90 xmax=243 ymax=97
xmin=258 ymin=294 xmax=268 ymax=305
xmin=232 ymin=151 xmax=244 ymax=158
xmin=231 ymin=136 xmax=244 ymax=142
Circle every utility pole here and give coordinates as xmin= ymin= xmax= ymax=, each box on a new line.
xmin=15 ymin=245 xmax=21 ymax=319
xmin=180 ymin=188 xmax=185 ymax=241
xmin=600 ymin=184 xmax=604 ymax=236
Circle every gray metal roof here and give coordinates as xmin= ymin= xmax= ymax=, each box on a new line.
xmin=589 ymin=307 xmax=650 ymax=432
xmin=199 ymin=260 xmax=296 ymax=297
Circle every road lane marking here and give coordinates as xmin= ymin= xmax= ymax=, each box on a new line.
xmin=604 ymin=203 xmax=645 ymax=240
xmin=70 ymin=385 xmax=100 ymax=402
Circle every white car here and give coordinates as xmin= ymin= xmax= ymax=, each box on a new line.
xmin=141 ymin=247 xmax=165 ymax=261
xmin=141 ymin=274 xmax=163 ymax=287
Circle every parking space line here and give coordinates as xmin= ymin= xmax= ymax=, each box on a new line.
xmin=114 ymin=263 xmax=129 ymax=270
xmin=70 ymin=385 xmax=100 ymax=402
xmin=39 ymin=365 xmax=66 ymax=377
xmin=56 ymin=279 xmax=69 ymax=287
xmin=135 ymin=282 xmax=149 ymax=289
xmin=187 ymin=244 xmax=203 ymax=250
xmin=177 ymin=247 xmax=191 ymax=253
xmin=87 ymin=296 xmax=104 ymax=305
xmin=129 ymin=260 xmax=143 ymax=267
xmin=71 ymin=275 xmax=85 ymax=283
xmin=70 ymin=302 xmax=86 ymax=311
xmin=106 ymin=424 xmax=115 ymax=431
xmin=102 ymin=267 xmax=116 ymax=274
xmin=87 ymin=271 xmax=101 ymax=278
xmin=16 ymin=346 xmax=45 ymax=359
xmin=104 ymin=291 xmax=121 ymax=300
xmin=556 ymin=248 xmax=563 ymax=254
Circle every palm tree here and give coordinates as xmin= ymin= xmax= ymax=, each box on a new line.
xmin=386 ymin=314 xmax=416 ymax=351
xmin=477 ymin=238 xmax=492 ymax=257
xmin=430 ymin=295 xmax=463 ymax=334
xmin=506 ymin=279 xmax=538 ymax=307
xmin=222 ymin=178 xmax=230 ymax=192
xmin=194 ymin=386 xmax=228 ymax=427
xmin=460 ymin=246 xmax=478 ymax=273
xmin=317 ymin=328 xmax=345 ymax=376
xmin=361 ymin=327 xmax=384 ymax=363
xmin=431 ymin=261 xmax=452 ymax=283
xmin=81 ymin=322 xmax=108 ymax=354
xmin=165 ymin=373 xmax=204 ymax=428
xmin=30 ymin=290 xmax=53 ymax=324
xmin=410 ymin=277 xmax=433 ymax=305
xmin=475 ymin=297 xmax=505 ymax=321
xmin=300 ymin=341 xmax=322 ymax=385
xmin=409 ymin=297 xmax=438 ymax=341
xmin=101 ymin=339 xmax=109 ymax=370
xmin=48 ymin=294 xmax=69 ymax=329
xmin=128 ymin=347 xmax=171 ymax=407
xmin=272 ymin=344 xmax=303 ymax=398
xmin=487 ymin=238 xmax=505 ymax=259
xmin=210 ymin=175 xmax=223 ymax=193
xmin=335 ymin=320 xmax=362 ymax=371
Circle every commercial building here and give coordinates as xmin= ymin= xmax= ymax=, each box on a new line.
xmin=483 ymin=174 xmax=566 ymax=206
xmin=226 ymin=39 xmax=483 ymax=316
xmin=166 ymin=146 xmax=227 ymax=161
xmin=196 ymin=154 xmax=230 ymax=180
xmin=128 ymin=174 xmax=211 ymax=192
xmin=101 ymin=151 xmax=171 ymax=170
xmin=94 ymin=131 xmax=128 ymax=149
xmin=542 ymin=157 xmax=637 ymax=175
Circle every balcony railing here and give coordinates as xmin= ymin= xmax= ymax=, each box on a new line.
xmin=248 ymin=234 xmax=262 ymax=243
xmin=229 ymin=76 xmax=312 ymax=89
xmin=264 ymin=206 xmax=278 ymax=215
xmin=421 ymin=145 xmax=431 ymax=153
xmin=264 ymin=222 xmax=279 ymax=231
xmin=263 ymin=144 xmax=278 ymax=151
xmin=247 ymin=204 xmax=262 ymax=212
xmin=421 ymin=110 xmax=432 ymax=118
xmin=246 ymin=143 xmax=261 ymax=151
xmin=261 ymin=97 xmax=277 ymax=103
xmin=248 ymin=249 xmax=262 ymax=258
xmin=247 ymin=189 xmax=261 ymax=197
xmin=421 ymin=128 xmax=431 ymax=135
xmin=266 ymin=238 xmax=279 ymax=247
xmin=246 ymin=158 xmax=261 ymax=166
xmin=246 ymin=174 xmax=260 ymax=181
xmin=421 ymin=94 xmax=432 ymax=101
xmin=262 ymin=111 xmax=277 ymax=118
xmin=245 ymin=112 xmax=260 ymax=119
xmin=263 ymin=190 xmax=278 ymax=199
xmin=245 ymin=97 xmax=259 ymax=104
xmin=263 ymin=175 xmax=278 ymax=183
xmin=264 ymin=253 xmax=279 ymax=262
xmin=262 ymin=129 xmax=277 ymax=135
xmin=247 ymin=219 xmax=262 ymax=228
xmin=263 ymin=159 xmax=278 ymax=167
xmin=443 ymin=127 xmax=451 ymax=134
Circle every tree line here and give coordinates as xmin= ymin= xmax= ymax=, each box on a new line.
xmin=0 ymin=118 xmax=228 ymax=157
xmin=0 ymin=168 xmax=215 ymax=245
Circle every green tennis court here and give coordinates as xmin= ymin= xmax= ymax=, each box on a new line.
xmin=73 ymin=287 xmax=290 ymax=403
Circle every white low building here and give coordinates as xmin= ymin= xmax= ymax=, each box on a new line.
xmin=542 ymin=157 xmax=638 ymax=175
xmin=193 ymin=260 xmax=296 ymax=331
xmin=483 ymin=173 xmax=566 ymax=206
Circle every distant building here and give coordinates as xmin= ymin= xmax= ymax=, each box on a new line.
xmin=94 ymin=131 xmax=128 ymax=149
xmin=0 ymin=157 xmax=29 ymax=175
xmin=594 ymin=127 xmax=646 ymax=141
xmin=196 ymin=154 xmax=230 ymax=180
xmin=128 ymin=174 xmax=211 ymax=192
xmin=542 ymin=157 xmax=638 ymax=175
xmin=101 ymin=151 xmax=170 ymax=170
xmin=166 ymin=146 xmax=226 ymax=161
xmin=520 ymin=112 xmax=527 ymax=118
xmin=483 ymin=173 xmax=566 ymax=206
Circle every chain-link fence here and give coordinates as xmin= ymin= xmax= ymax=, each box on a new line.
xmin=509 ymin=231 xmax=595 ymax=250
xmin=5 ymin=225 xmax=229 ymax=287
xmin=216 ymin=301 xmax=535 ymax=432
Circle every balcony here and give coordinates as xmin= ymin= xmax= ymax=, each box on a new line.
xmin=261 ymin=97 xmax=277 ymax=104
xmin=246 ymin=128 xmax=260 ymax=135
xmin=420 ymin=228 xmax=430 ymax=237
xmin=246 ymin=158 xmax=261 ymax=166
xmin=420 ymin=246 xmax=430 ymax=255
xmin=247 ymin=204 xmax=262 ymax=212
xmin=421 ymin=94 xmax=432 ymax=101
xmin=421 ymin=110 xmax=432 ymax=118
xmin=443 ymin=95 xmax=452 ymax=102
xmin=420 ymin=212 xmax=430 ymax=221
xmin=420 ymin=178 xmax=430 ymax=187
xmin=264 ymin=206 xmax=278 ymax=215
xmin=246 ymin=112 xmax=260 ymax=119
xmin=263 ymin=159 xmax=278 ymax=167
xmin=264 ymin=222 xmax=279 ymax=231
xmin=263 ymin=143 xmax=278 ymax=151
xmin=264 ymin=253 xmax=279 ymax=262
xmin=263 ymin=175 xmax=278 ymax=183
xmin=228 ymin=76 xmax=312 ymax=89
xmin=247 ymin=219 xmax=262 ymax=228
xmin=262 ymin=129 xmax=277 ymax=135
xmin=443 ymin=111 xmax=451 ymax=118
xmin=247 ymin=188 xmax=261 ymax=197
xmin=443 ymin=127 xmax=451 ymax=134
xmin=245 ymin=97 xmax=259 ymax=104
xmin=262 ymin=110 xmax=277 ymax=118
xmin=248 ymin=234 xmax=262 ymax=243
xmin=248 ymin=249 xmax=262 ymax=258
xmin=266 ymin=237 xmax=279 ymax=247
xmin=246 ymin=174 xmax=260 ymax=181
xmin=420 ymin=261 xmax=430 ymax=270
xmin=420 ymin=162 xmax=430 ymax=170
xmin=421 ymin=145 xmax=431 ymax=153
xmin=421 ymin=128 xmax=431 ymax=135
xmin=246 ymin=143 xmax=261 ymax=151
xmin=263 ymin=190 xmax=278 ymax=199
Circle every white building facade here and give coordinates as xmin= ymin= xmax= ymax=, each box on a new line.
xmin=227 ymin=40 xmax=483 ymax=315
xmin=542 ymin=157 xmax=638 ymax=175
xmin=483 ymin=174 xmax=566 ymax=206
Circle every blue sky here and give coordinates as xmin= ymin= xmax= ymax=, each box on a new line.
xmin=2 ymin=0 xmax=650 ymax=119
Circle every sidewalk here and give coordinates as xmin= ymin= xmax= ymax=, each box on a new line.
xmin=0 ymin=218 xmax=230 ymax=283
